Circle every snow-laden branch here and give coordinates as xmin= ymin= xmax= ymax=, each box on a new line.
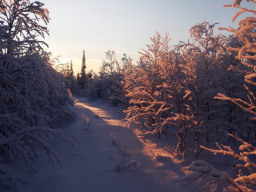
xmin=180 ymin=160 xmax=246 ymax=192
xmin=200 ymin=133 xmax=256 ymax=191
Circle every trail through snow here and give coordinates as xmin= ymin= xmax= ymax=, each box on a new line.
xmin=14 ymin=97 xmax=187 ymax=192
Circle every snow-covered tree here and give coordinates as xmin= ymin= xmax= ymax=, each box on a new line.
xmin=0 ymin=0 xmax=49 ymax=57
xmin=101 ymin=50 xmax=120 ymax=75
xmin=122 ymin=24 xmax=247 ymax=160
xmin=216 ymin=0 xmax=256 ymax=123
xmin=123 ymin=32 xmax=180 ymax=136
xmin=184 ymin=1 xmax=256 ymax=191
xmin=0 ymin=0 xmax=74 ymax=187
xmin=87 ymin=50 xmax=127 ymax=106
xmin=178 ymin=22 xmax=238 ymax=158
xmin=212 ymin=0 xmax=256 ymax=190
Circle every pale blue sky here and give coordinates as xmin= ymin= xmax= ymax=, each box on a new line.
xmin=41 ymin=0 xmax=249 ymax=74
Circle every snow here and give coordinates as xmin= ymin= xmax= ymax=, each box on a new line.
xmin=4 ymin=97 xmax=187 ymax=192
xmin=180 ymin=160 xmax=246 ymax=192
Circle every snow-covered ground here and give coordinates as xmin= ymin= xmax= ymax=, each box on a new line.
xmin=7 ymin=97 xmax=189 ymax=192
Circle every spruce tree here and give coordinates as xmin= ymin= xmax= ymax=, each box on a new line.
xmin=79 ymin=50 xmax=87 ymax=88
xmin=70 ymin=60 xmax=74 ymax=78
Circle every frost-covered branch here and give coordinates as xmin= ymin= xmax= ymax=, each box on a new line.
xmin=200 ymin=133 xmax=256 ymax=191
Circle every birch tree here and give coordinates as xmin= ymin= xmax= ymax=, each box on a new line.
xmin=0 ymin=0 xmax=49 ymax=57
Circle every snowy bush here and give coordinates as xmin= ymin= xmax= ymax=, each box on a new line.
xmin=0 ymin=52 xmax=74 ymax=188
xmin=0 ymin=0 xmax=75 ymax=188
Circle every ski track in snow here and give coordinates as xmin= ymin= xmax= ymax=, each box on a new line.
xmin=11 ymin=97 xmax=188 ymax=192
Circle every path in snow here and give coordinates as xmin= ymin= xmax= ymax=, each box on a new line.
xmin=16 ymin=97 xmax=187 ymax=192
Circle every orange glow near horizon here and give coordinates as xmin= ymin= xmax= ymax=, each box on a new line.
xmin=52 ymin=56 xmax=102 ymax=74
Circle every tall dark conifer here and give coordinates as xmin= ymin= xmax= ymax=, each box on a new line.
xmin=81 ymin=50 xmax=86 ymax=77
xmin=79 ymin=50 xmax=87 ymax=88
xmin=70 ymin=60 xmax=74 ymax=78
